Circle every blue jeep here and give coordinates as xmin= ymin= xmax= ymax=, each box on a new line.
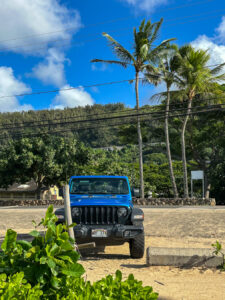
xmin=55 ymin=175 xmax=145 ymax=258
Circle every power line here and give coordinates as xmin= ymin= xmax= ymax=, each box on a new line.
xmin=0 ymin=94 xmax=224 ymax=131
xmin=0 ymin=78 xmax=138 ymax=99
xmin=1 ymin=101 xmax=224 ymax=132
xmin=0 ymin=105 xmax=223 ymax=141
xmin=0 ymin=0 xmax=214 ymax=45
xmin=0 ymin=64 xmax=224 ymax=100
xmin=1 ymin=103 xmax=224 ymax=136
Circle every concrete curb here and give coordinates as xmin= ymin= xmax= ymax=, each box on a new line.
xmin=146 ymin=247 xmax=223 ymax=268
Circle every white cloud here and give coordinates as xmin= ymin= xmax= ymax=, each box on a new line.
xmin=0 ymin=0 xmax=81 ymax=55
xmin=121 ymin=0 xmax=168 ymax=13
xmin=51 ymin=85 xmax=94 ymax=109
xmin=0 ymin=67 xmax=32 ymax=112
xmin=192 ymin=35 xmax=225 ymax=67
xmin=29 ymin=48 xmax=67 ymax=87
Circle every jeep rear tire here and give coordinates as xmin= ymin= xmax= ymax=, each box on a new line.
xmin=129 ymin=232 xmax=145 ymax=259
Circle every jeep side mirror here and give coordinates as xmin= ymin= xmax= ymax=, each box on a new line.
xmin=131 ymin=188 xmax=140 ymax=198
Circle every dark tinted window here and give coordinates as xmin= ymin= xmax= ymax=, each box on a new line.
xmin=70 ymin=178 xmax=129 ymax=195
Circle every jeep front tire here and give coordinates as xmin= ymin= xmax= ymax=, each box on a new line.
xmin=129 ymin=232 xmax=145 ymax=259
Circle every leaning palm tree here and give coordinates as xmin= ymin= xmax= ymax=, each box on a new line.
xmin=91 ymin=19 xmax=175 ymax=198
xmin=170 ymin=45 xmax=225 ymax=198
xmin=145 ymin=45 xmax=181 ymax=198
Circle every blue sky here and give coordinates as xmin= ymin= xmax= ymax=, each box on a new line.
xmin=0 ymin=0 xmax=224 ymax=112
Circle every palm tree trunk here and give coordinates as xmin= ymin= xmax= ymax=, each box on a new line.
xmin=135 ymin=71 xmax=144 ymax=198
xmin=204 ymin=174 xmax=211 ymax=198
xmin=181 ymin=99 xmax=192 ymax=198
xmin=165 ymin=87 xmax=179 ymax=198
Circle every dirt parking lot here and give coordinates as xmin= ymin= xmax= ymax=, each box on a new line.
xmin=0 ymin=206 xmax=225 ymax=299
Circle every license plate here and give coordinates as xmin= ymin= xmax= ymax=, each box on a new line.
xmin=91 ymin=229 xmax=107 ymax=238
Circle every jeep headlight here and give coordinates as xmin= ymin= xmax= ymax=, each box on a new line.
xmin=72 ymin=207 xmax=80 ymax=217
xmin=117 ymin=207 xmax=127 ymax=217
xmin=56 ymin=214 xmax=64 ymax=220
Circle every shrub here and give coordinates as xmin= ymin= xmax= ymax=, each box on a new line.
xmin=0 ymin=272 xmax=43 ymax=299
xmin=0 ymin=271 xmax=158 ymax=300
xmin=0 ymin=205 xmax=158 ymax=299
xmin=0 ymin=205 xmax=85 ymax=295
xmin=212 ymin=241 xmax=225 ymax=270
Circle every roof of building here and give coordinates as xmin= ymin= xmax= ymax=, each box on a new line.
xmin=0 ymin=181 xmax=47 ymax=193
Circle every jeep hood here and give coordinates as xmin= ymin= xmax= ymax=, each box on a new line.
xmin=70 ymin=194 xmax=132 ymax=207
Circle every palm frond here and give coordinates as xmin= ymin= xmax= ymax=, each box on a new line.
xmin=211 ymin=73 xmax=225 ymax=82
xmin=91 ymin=59 xmax=128 ymax=68
xmin=157 ymin=38 xmax=177 ymax=48
xmin=139 ymin=19 xmax=145 ymax=32
xmin=143 ymin=73 xmax=161 ymax=86
xmin=149 ymin=18 xmax=163 ymax=45
xmin=148 ymin=38 xmax=176 ymax=63
xmin=150 ymin=91 xmax=167 ymax=103
xmin=102 ymin=33 xmax=135 ymax=64
xmin=210 ymin=63 xmax=225 ymax=75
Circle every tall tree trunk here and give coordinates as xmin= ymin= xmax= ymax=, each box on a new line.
xmin=181 ymin=99 xmax=192 ymax=198
xmin=204 ymin=174 xmax=211 ymax=198
xmin=36 ymin=181 xmax=42 ymax=200
xmin=36 ymin=174 xmax=45 ymax=200
xmin=165 ymin=87 xmax=179 ymax=198
xmin=135 ymin=71 xmax=144 ymax=198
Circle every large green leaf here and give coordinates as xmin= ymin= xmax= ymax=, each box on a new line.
xmin=1 ymin=229 xmax=17 ymax=252
xmin=29 ymin=230 xmax=40 ymax=237
xmin=61 ymin=263 xmax=85 ymax=277
xmin=45 ymin=228 xmax=54 ymax=243
xmin=49 ymin=243 xmax=60 ymax=256
xmin=16 ymin=240 xmax=32 ymax=251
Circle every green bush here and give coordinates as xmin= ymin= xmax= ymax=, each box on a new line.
xmin=0 ymin=205 xmax=84 ymax=295
xmin=0 ymin=271 xmax=158 ymax=300
xmin=212 ymin=241 xmax=225 ymax=270
xmin=0 ymin=272 xmax=43 ymax=299
xmin=0 ymin=205 xmax=158 ymax=299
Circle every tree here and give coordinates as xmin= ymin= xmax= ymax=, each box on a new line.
xmin=0 ymin=136 xmax=90 ymax=198
xmin=145 ymin=45 xmax=181 ymax=198
xmin=91 ymin=19 xmax=175 ymax=198
xmin=185 ymin=108 xmax=225 ymax=200
xmin=170 ymin=45 xmax=225 ymax=197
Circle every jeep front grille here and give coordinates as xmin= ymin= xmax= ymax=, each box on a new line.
xmin=73 ymin=206 xmax=125 ymax=225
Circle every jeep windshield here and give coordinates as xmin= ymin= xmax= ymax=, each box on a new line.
xmin=70 ymin=178 xmax=129 ymax=195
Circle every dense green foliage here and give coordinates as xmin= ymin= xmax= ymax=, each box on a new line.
xmin=0 ymin=271 xmax=158 ymax=300
xmin=0 ymin=206 xmax=158 ymax=299
xmin=0 ymin=273 xmax=43 ymax=299
xmin=0 ymin=136 xmax=90 ymax=193
xmin=0 ymin=103 xmax=127 ymax=147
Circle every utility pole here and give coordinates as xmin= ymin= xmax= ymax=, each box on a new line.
xmin=63 ymin=184 xmax=75 ymax=241
xmin=63 ymin=184 xmax=96 ymax=252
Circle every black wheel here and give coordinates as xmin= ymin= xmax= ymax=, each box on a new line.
xmin=129 ymin=232 xmax=145 ymax=259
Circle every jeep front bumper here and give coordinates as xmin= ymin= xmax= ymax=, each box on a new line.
xmin=74 ymin=224 xmax=143 ymax=240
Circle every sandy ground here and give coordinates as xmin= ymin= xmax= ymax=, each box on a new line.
xmin=0 ymin=206 xmax=225 ymax=299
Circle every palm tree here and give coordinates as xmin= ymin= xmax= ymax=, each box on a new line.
xmin=170 ymin=45 xmax=225 ymax=198
xmin=91 ymin=19 xmax=175 ymax=198
xmin=145 ymin=45 xmax=181 ymax=198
